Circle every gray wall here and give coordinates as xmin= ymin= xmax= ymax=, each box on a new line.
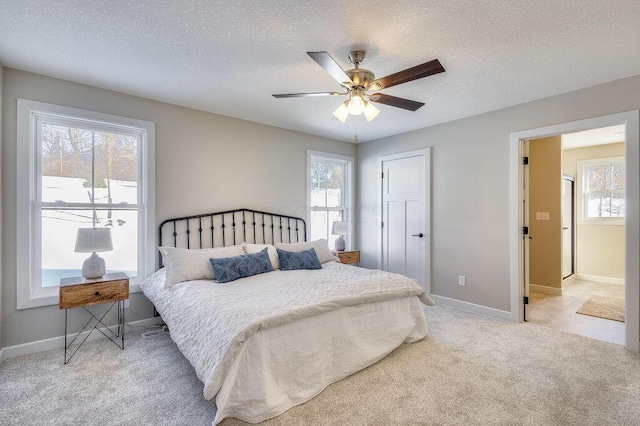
xmin=357 ymin=74 xmax=640 ymax=312
xmin=0 ymin=64 xmax=3 ymax=353
xmin=1 ymin=68 xmax=355 ymax=348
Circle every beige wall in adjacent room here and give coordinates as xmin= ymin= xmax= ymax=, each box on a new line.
xmin=1 ymin=68 xmax=356 ymax=348
xmin=563 ymin=142 xmax=625 ymax=280
xmin=529 ymin=136 xmax=562 ymax=289
xmin=357 ymin=73 xmax=640 ymax=313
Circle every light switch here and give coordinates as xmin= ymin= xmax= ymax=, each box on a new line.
xmin=535 ymin=212 xmax=550 ymax=220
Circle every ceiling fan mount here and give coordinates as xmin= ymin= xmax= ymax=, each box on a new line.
xmin=344 ymin=51 xmax=376 ymax=89
xmin=273 ymin=50 xmax=445 ymax=122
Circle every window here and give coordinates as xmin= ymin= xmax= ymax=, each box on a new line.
xmin=577 ymin=156 xmax=625 ymax=224
xmin=307 ymin=151 xmax=353 ymax=250
xmin=17 ymin=100 xmax=155 ymax=309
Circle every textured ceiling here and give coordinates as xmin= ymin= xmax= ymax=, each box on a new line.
xmin=1 ymin=1 xmax=640 ymax=143
xmin=562 ymin=125 xmax=626 ymax=150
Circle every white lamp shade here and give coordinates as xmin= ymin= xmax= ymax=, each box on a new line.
xmin=347 ymin=95 xmax=365 ymax=115
xmin=333 ymin=102 xmax=349 ymax=122
xmin=74 ymin=228 xmax=113 ymax=253
xmin=331 ymin=221 xmax=349 ymax=236
xmin=364 ymin=102 xmax=380 ymax=122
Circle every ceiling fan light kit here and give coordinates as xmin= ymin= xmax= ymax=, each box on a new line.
xmin=273 ymin=50 xmax=445 ymax=124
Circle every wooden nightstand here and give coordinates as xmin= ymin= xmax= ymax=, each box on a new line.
xmin=337 ymin=250 xmax=360 ymax=265
xmin=59 ymin=272 xmax=129 ymax=364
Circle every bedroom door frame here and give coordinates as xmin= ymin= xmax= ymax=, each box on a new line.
xmin=377 ymin=148 xmax=431 ymax=294
xmin=509 ymin=111 xmax=640 ymax=353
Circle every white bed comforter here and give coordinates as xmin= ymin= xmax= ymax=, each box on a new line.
xmin=141 ymin=262 xmax=434 ymax=422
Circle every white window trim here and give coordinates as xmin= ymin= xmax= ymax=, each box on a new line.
xmin=16 ymin=99 xmax=155 ymax=309
xmin=577 ymin=156 xmax=625 ymax=226
xmin=306 ymin=150 xmax=354 ymax=249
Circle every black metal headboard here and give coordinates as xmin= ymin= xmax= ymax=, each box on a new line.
xmin=159 ymin=208 xmax=307 ymax=266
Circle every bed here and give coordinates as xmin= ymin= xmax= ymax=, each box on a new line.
xmin=141 ymin=208 xmax=434 ymax=424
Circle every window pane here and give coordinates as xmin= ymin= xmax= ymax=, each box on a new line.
xmin=586 ymin=164 xmax=625 ymax=193
xmin=310 ymin=188 xmax=327 ymax=208
xmin=611 ymin=196 xmax=625 ymax=217
xmin=310 ymin=160 xmax=344 ymax=208
xmin=41 ymin=208 xmax=138 ymax=287
xmin=41 ymin=123 xmax=93 ymax=203
xmin=40 ymin=123 xmax=139 ymax=204
xmin=94 ymin=131 xmax=139 ymax=204
xmin=586 ymin=194 xmax=625 ymax=218
xmin=610 ymin=165 xmax=625 ymax=191
xmin=310 ymin=210 xmax=344 ymax=250
xmin=327 ymin=210 xmax=344 ymax=249
xmin=310 ymin=210 xmax=328 ymax=241
xmin=586 ymin=165 xmax=609 ymax=192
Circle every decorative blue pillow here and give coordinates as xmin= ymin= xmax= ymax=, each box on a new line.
xmin=276 ymin=248 xmax=322 ymax=271
xmin=210 ymin=248 xmax=274 ymax=283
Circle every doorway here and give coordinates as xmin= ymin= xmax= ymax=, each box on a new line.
xmin=524 ymin=129 xmax=626 ymax=345
xmin=378 ymin=148 xmax=431 ymax=292
xmin=509 ymin=111 xmax=640 ymax=352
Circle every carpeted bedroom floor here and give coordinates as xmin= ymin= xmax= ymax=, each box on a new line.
xmin=1 ymin=304 xmax=639 ymax=425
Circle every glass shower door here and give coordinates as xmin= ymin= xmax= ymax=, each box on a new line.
xmin=562 ymin=176 xmax=575 ymax=279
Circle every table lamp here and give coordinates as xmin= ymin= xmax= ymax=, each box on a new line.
xmin=75 ymin=227 xmax=113 ymax=279
xmin=331 ymin=221 xmax=348 ymax=252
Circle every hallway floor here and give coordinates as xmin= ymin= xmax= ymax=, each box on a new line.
xmin=528 ymin=279 xmax=625 ymax=345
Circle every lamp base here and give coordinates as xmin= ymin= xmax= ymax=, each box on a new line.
xmin=335 ymin=235 xmax=346 ymax=252
xmin=82 ymin=252 xmax=106 ymax=279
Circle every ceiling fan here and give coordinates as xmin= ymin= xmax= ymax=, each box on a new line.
xmin=273 ymin=51 xmax=445 ymax=122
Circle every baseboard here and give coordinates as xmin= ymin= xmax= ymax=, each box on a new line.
xmin=431 ymin=295 xmax=512 ymax=321
xmin=529 ymin=283 xmax=563 ymax=296
xmin=2 ymin=317 xmax=164 ymax=361
xmin=0 ymin=348 xmax=4 ymax=364
xmin=576 ymin=274 xmax=625 ymax=285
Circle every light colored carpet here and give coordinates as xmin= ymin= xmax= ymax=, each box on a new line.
xmin=577 ymin=295 xmax=625 ymax=322
xmin=1 ymin=305 xmax=639 ymax=425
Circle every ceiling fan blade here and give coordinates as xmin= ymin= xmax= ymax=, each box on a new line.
xmin=369 ymin=93 xmax=425 ymax=111
xmin=369 ymin=59 xmax=445 ymax=90
xmin=273 ymin=92 xmax=347 ymax=98
xmin=307 ymin=51 xmax=354 ymax=87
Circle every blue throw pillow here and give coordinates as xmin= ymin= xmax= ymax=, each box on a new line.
xmin=210 ymin=248 xmax=274 ymax=283
xmin=276 ymin=248 xmax=322 ymax=271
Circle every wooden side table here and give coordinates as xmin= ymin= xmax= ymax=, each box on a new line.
xmin=59 ymin=272 xmax=129 ymax=364
xmin=337 ymin=250 xmax=360 ymax=265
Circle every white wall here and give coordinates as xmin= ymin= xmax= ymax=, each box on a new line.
xmin=357 ymin=74 xmax=640 ymax=313
xmin=1 ymin=68 xmax=356 ymax=348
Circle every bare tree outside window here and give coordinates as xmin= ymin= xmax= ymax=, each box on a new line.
xmin=585 ymin=162 xmax=625 ymax=218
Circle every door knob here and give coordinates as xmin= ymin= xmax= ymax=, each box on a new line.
xmin=412 ymin=233 xmax=424 ymax=238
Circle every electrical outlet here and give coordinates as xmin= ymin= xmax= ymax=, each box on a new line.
xmin=458 ymin=275 xmax=466 ymax=286
xmin=124 ymin=299 xmax=130 ymax=309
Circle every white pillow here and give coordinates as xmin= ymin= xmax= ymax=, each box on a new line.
xmin=158 ymin=245 xmax=244 ymax=287
xmin=242 ymin=243 xmax=280 ymax=270
xmin=274 ymin=239 xmax=338 ymax=264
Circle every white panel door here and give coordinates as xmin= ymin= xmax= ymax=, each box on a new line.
xmin=381 ymin=150 xmax=430 ymax=291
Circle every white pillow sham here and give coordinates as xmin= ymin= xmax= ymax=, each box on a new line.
xmin=274 ymin=239 xmax=338 ymax=264
xmin=242 ymin=243 xmax=280 ymax=270
xmin=158 ymin=245 xmax=244 ymax=287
